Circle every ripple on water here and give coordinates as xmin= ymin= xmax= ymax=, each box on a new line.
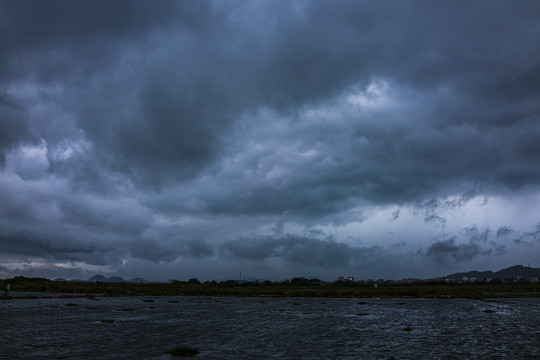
xmin=0 ymin=297 xmax=538 ymax=359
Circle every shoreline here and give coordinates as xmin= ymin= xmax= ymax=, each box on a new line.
xmin=1 ymin=284 xmax=537 ymax=300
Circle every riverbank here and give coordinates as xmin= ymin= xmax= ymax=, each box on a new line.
xmin=1 ymin=278 xmax=537 ymax=299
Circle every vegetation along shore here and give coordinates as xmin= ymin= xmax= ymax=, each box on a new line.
xmin=1 ymin=275 xmax=537 ymax=299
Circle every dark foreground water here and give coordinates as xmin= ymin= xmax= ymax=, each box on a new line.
xmin=0 ymin=294 xmax=538 ymax=359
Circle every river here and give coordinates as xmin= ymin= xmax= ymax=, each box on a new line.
xmin=1 ymin=295 xmax=538 ymax=359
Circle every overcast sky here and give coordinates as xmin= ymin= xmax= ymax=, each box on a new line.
xmin=1 ymin=0 xmax=540 ymax=281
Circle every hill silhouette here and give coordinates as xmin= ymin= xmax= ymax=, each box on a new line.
xmin=446 ymin=265 xmax=539 ymax=281
xmin=87 ymin=275 xmax=127 ymax=283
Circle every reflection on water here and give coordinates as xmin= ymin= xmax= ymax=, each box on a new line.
xmin=1 ymin=295 xmax=538 ymax=359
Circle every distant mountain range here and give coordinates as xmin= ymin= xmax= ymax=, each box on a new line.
xmin=49 ymin=265 xmax=539 ymax=283
xmin=53 ymin=275 xmax=151 ymax=283
xmin=446 ymin=265 xmax=540 ymax=281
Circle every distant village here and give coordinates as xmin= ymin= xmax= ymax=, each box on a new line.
xmin=328 ymin=274 xmax=539 ymax=287
xmin=327 ymin=264 xmax=540 ymax=286
xmin=245 ymin=264 xmax=540 ymax=287
xmin=238 ymin=265 xmax=540 ymax=287
xmin=220 ymin=271 xmax=539 ymax=287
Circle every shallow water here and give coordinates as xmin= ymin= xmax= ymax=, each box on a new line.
xmin=0 ymin=295 xmax=538 ymax=359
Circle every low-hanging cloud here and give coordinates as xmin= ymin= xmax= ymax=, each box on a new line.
xmin=426 ymin=237 xmax=486 ymax=265
xmin=496 ymin=226 xmax=514 ymax=238
xmin=220 ymin=235 xmax=377 ymax=269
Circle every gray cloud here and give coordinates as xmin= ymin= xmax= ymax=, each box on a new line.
xmin=426 ymin=237 xmax=488 ymax=265
xmin=220 ymin=235 xmax=376 ymax=269
xmin=1 ymin=1 xmax=540 ymax=280
xmin=3 ymin=1 xmax=538 ymax=194
xmin=513 ymin=222 xmax=540 ymax=245
xmin=0 ymin=94 xmax=33 ymax=162
xmin=424 ymin=226 xmax=496 ymax=265
xmin=0 ymin=0 xmax=197 ymax=80
xmin=496 ymin=226 xmax=514 ymax=238
xmin=463 ymin=227 xmax=490 ymax=244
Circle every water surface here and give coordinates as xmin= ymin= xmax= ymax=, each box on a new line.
xmin=1 ymin=295 xmax=538 ymax=359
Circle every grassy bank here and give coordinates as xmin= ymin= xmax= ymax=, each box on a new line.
xmin=0 ymin=276 xmax=537 ymax=299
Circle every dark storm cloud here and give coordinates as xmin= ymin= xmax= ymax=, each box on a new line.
xmin=425 ymin=237 xmax=488 ymax=265
xmin=0 ymin=92 xmax=18 ymax=108
xmin=1 ymin=1 xmax=540 ymax=279
xmin=0 ymin=93 xmax=33 ymax=161
xmin=463 ymin=227 xmax=490 ymax=244
xmin=513 ymin=222 xmax=540 ymax=245
xmin=3 ymin=0 xmax=540 ymax=194
xmin=128 ymin=235 xmax=214 ymax=263
xmin=220 ymin=235 xmax=376 ymax=269
xmin=0 ymin=0 xmax=204 ymax=80
xmin=0 ymin=229 xmax=114 ymax=266
xmin=424 ymin=226 xmax=500 ymax=265
xmin=0 ymin=0 xmax=225 ymax=187
xmin=496 ymin=226 xmax=514 ymax=238
xmin=529 ymin=223 xmax=540 ymax=241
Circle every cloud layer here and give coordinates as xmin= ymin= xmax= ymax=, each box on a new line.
xmin=1 ymin=1 xmax=540 ymax=280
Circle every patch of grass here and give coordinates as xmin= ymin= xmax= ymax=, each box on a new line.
xmin=3 ymin=276 xmax=537 ymax=299
xmin=166 ymin=345 xmax=199 ymax=357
